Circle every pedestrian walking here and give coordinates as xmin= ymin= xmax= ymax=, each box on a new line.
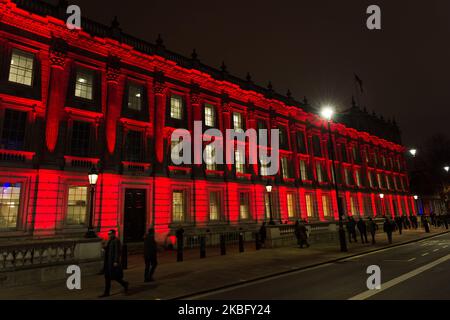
xmin=346 ymin=217 xmax=357 ymax=243
xmin=411 ymin=215 xmax=418 ymax=229
xmin=294 ymin=220 xmax=310 ymax=248
xmin=444 ymin=214 xmax=449 ymax=230
xmin=383 ymin=218 xmax=393 ymax=244
xmin=395 ymin=216 xmax=403 ymax=235
xmin=259 ymin=222 xmax=267 ymax=248
xmin=144 ymin=228 xmax=158 ymax=282
xmin=367 ymin=217 xmax=378 ymax=245
xmin=356 ymin=218 xmax=368 ymax=244
xmin=99 ymin=230 xmax=129 ymax=298
xmin=421 ymin=216 xmax=430 ymax=233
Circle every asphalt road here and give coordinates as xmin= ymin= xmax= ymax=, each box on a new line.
xmin=190 ymin=232 xmax=450 ymax=300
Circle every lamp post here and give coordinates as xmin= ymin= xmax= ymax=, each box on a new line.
xmin=321 ymin=106 xmax=347 ymax=252
xmin=379 ymin=193 xmax=385 ymax=217
xmin=409 ymin=149 xmax=417 ymax=157
xmin=266 ymin=181 xmax=275 ymax=225
xmin=85 ymin=166 xmax=99 ymax=238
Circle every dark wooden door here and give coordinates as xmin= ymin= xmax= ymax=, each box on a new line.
xmin=123 ymin=189 xmax=146 ymax=243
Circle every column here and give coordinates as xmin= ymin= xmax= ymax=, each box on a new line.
xmin=45 ymin=42 xmax=69 ymax=153
xmin=153 ymin=82 xmax=167 ymax=170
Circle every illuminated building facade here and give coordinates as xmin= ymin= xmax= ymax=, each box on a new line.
xmin=0 ymin=0 xmax=416 ymax=244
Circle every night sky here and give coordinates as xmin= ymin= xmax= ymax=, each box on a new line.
xmin=47 ymin=0 xmax=450 ymax=147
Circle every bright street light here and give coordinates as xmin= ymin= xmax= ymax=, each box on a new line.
xmin=320 ymin=106 xmax=334 ymax=121
xmin=409 ymin=149 xmax=417 ymax=157
xmin=444 ymin=166 xmax=450 ymax=173
xmin=414 ymin=195 xmax=419 ymax=200
xmin=379 ymin=193 xmax=385 ymax=199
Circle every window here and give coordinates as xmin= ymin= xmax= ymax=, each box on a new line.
xmin=368 ymin=171 xmax=374 ymax=188
xmin=355 ymin=170 xmax=362 ymax=187
xmin=281 ymin=157 xmax=290 ymax=179
xmin=350 ymin=196 xmax=359 ymax=217
xmin=127 ymin=83 xmax=143 ymax=111
xmin=279 ymin=126 xmax=288 ymax=149
xmin=264 ymin=193 xmax=271 ymax=220
xmin=316 ymin=162 xmax=323 ymax=183
xmin=172 ymin=191 xmax=185 ymax=222
xmin=364 ymin=195 xmax=374 ymax=217
xmin=71 ymin=121 xmax=91 ymax=157
xmin=260 ymin=160 xmax=269 ymax=176
xmin=352 ymin=146 xmax=360 ymax=163
xmin=287 ymin=193 xmax=296 ymax=218
xmin=235 ymin=149 xmax=245 ymax=174
xmin=209 ymin=191 xmax=221 ymax=221
xmin=170 ymin=94 xmax=183 ymax=120
xmin=344 ymin=168 xmax=351 ymax=185
xmin=300 ymin=160 xmax=309 ymax=181
xmin=297 ymin=131 xmax=307 ymax=154
xmin=1 ymin=109 xmax=27 ymax=150
xmin=124 ymin=130 xmax=143 ymax=162
xmin=257 ymin=120 xmax=268 ymax=146
xmin=340 ymin=144 xmax=348 ymax=163
xmin=75 ymin=69 xmax=94 ymax=100
xmin=66 ymin=186 xmax=88 ymax=226
xmin=205 ymin=144 xmax=216 ymax=171
xmin=171 ymin=138 xmax=183 ymax=162
xmin=312 ymin=136 xmax=322 ymax=157
xmin=377 ymin=173 xmax=384 ymax=189
xmin=385 ymin=175 xmax=391 ymax=190
xmin=322 ymin=195 xmax=332 ymax=218
xmin=8 ymin=49 xmax=34 ymax=86
xmin=233 ymin=112 xmax=243 ymax=131
xmin=305 ymin=194 xmax=315 ymax=218
xmin=239 ymin=192 xmax=250 ymax=220
xmin=204 ymin=104 xmax=216 ymax=127
xmin=0 ymin=183 xmax=21 ymax=229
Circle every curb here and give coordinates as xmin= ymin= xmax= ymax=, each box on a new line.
xmin=171 ymin=230 xmax=450 ymax=300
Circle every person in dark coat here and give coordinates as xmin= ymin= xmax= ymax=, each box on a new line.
xmin=383 ymin=218 xmax=393 ymax=244
xmin=411 ymin=215 xmax=418 ymax=229
xmin=346 ymin=217 xmax=357 ymax=243
xmin=100 ymin=230 xmax=129 ymax=298
xmin=259 ymin=222 xmax=267 ymax=248
xmin=395 ymin=216 xmax=403 ymax=235
xmin=367 ymin=217 xmax=378 ymax=245
xmin=144 ymin=228 xmax=158 ymax=282
xmin=356 ymin=218 xmax=368 ymax=244
xmin=444 ymin=214 xmax=449 ymax=230
xmin=421 ymin=216 xmax=430 ymax=233
xmin=294 ymin=220 xmax=310 ymax=248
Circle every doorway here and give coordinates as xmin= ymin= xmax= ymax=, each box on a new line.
xmin=123 ymin=189 xmax=147 ymax=243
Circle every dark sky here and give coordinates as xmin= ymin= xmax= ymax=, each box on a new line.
xmin=49 ymin=0 xmax=450 ymax=147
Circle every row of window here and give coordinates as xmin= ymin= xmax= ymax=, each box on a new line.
xmin=3 ymin=49 xmax=404 ymax=173
xmin=0 ymin=180 xmax=413 ymax=231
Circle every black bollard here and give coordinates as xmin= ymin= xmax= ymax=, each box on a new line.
xmin=121 ymin=243 xmax=128 ymax=270
xmin=255 ymin=233 xmax=261 ymax=250
xmin=200 ymin=236 xmax=206 ymax=259
xmin=239 ymin=233 xmax=244 ymax=253
xmin=220 ymin=234 xmax=226 ymax=255
xmin=177 ymin=237 xmax=184 ymax=262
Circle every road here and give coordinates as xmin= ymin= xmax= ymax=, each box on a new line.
xmin=188 ymin=232 xmax=450 ymax=300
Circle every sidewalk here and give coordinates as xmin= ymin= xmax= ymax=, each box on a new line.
xmin=0 ymin=227 xmax=448 ymax=300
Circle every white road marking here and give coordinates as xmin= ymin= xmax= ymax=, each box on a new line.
xmin=433 ymin=249 xmax=439 ymax=252
xmin=408 ymin=258 xmax=416 ymax=262
xmin=443 ymin=245 xmax=448 ymax=249
xmin=349 ymin=254 xmax=450 ymax=300
xmin=422 ymin=253 xmax=429 ymax=256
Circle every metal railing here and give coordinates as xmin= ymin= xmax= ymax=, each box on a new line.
xmin=0 ymin=240 xmax=77 ymax=271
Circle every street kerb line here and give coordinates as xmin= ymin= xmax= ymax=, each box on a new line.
xmin=349 ymin=254 xmax=450 ymax=300
xmin=173 ymin=231 xmax=449 ymax=300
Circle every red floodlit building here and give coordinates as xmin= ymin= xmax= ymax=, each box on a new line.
xmin=0 ymin=0 xmax=416 ymax=245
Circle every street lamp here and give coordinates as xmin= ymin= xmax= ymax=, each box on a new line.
xmin=379 ymin=193 xmax=386 ymax=217
xmin=413 ymin=195 xmax=419 ymax=200
xmin=85 ymin=166 xmax=99 ymax=238
xmin=265 ymin=181 xmax=275 ymax=225
xmin=409 ymin=149 xmax=417 ymax=157
xmin=444 ymin=166 xmax=450 ymax=173
xmin=321 ymin=106 xmax=347 ymax=252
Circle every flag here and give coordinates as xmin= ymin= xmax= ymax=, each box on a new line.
xmin=354 ymin=73 xmax=364 ymax=93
